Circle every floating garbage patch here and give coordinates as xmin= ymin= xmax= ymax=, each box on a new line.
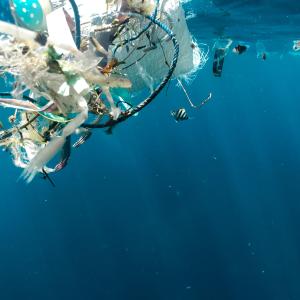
xmin=0 ymin=0 xmax=204 ymax=182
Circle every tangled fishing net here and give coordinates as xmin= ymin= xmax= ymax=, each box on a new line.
xmin=0 ymin=0 xmax=205 ymax=182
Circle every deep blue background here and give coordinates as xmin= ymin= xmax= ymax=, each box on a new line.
xmin=1 ymin=51 xmax=300 ymax=300
xmin=1 ymin=1 xmax=300 ymax=299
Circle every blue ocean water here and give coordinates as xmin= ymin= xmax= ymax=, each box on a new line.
xmin=1 ymin=1 xmax=300 ymax=299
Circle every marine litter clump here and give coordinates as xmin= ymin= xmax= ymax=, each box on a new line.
xmin=0 ymin=0 xmax=204 ymax=182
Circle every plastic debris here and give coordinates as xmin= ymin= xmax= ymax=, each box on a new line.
xmin=0 ymin=0 xmax=204 ymax=182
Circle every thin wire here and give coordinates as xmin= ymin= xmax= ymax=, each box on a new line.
xmin=176 ymin=78 xmax=197 ymax=108
xmin=113 ymin=0 xmax=160 ymax=55
xmin=0 ymin=114 xmax=39 ymax=141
